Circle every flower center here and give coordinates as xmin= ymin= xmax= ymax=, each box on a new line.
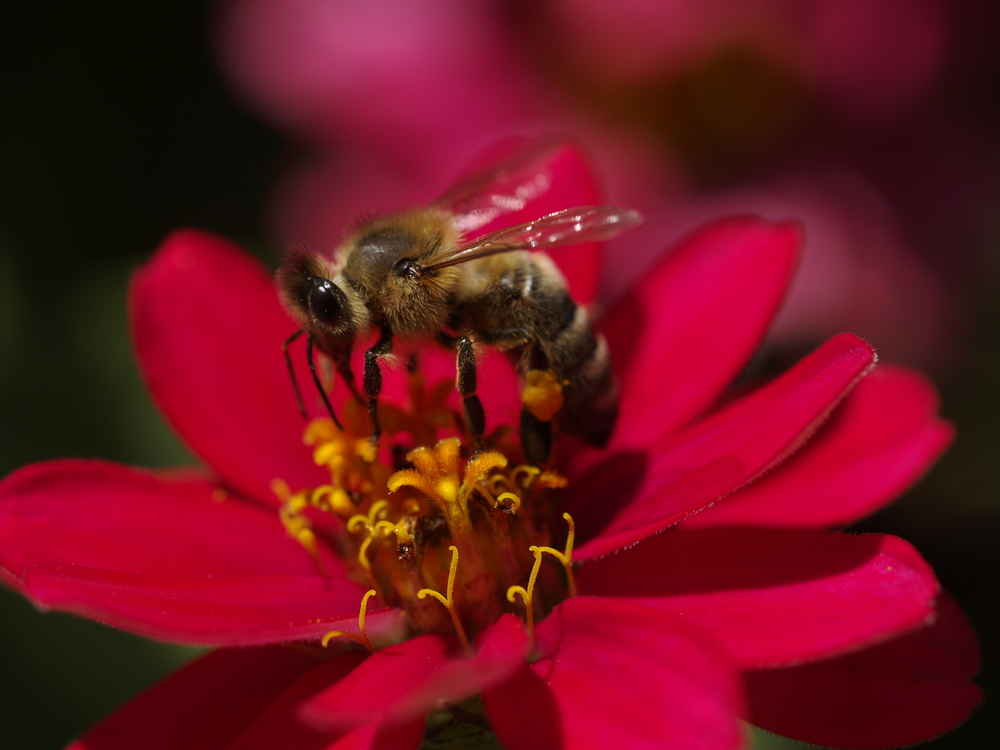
xmin=273 ymin=373 xmax=575 ymax=649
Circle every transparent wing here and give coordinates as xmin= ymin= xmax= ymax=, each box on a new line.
xmin=433 ymin=136 xmax=569 ymax=236
xmin=421 ymin=206 xmax=644 ymax=272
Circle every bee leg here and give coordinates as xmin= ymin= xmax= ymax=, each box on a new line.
xmin=283 ymin=329 xmax=308 ymax=420
xmin=520 ymin=408 xmax=552 ymax=466
xmin=520 ymin=344 xmax=554 ymax=465
xmin=305 ymin=335 xmax=344 ymax=431
xmin=457 ymin=337 xmax=485 ymax=453
xmin=363 ymin=327 xmax=394 ymax=444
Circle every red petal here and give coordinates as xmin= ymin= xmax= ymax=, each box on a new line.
xmin=577 ymin=529 xmax=939 ymax=667
xmin=0 ymin=460 xmax=317 ymax=580
xmin=325 ymin=719 xmax=425 ymax=750
xmin=684 ymin=364 xmax=953 ymax=528
xmin=23 ymin=564 xmax=401 ymax=646
xmin=572 ymin=334 xmax=876 ymax=559
xmin=130 ymin=229 xmax=327 ymax=505
xmin=67 ymin=645 xmax=356 ymax=750
xmin=746 ymin=595 xmax=982 ymax=748
xmin=305 ymin=622 xmax=527 ymax=732
xmin=0 ymin=460 xmax=374 ymax=644
xmin=604 ymin=217 xmax=800 ymax=446
xmin=483 ymin=597 xmax=744 ymax=750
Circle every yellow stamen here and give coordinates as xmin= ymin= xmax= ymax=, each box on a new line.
xmin=522 ymin=369 xmax=565 ymax=422
xmin=417 ymin=545 xmax=472 ymax=656
xmin=506 ymin=547 xmax=544 ymax=642
xmin=345 ymin=500 xmax=389 ymax=534
xmin=532 ymin=512 xmax=577 ymax=598
xmin=322 ymin=589 xmax=377 ymax=653
xmin=374 ymin=519 xmax=414 ymax=546
xmin=494 ymin=491 xmax=521 ymax=513
xmin=310 ymin=484 xmax=354 ymax=516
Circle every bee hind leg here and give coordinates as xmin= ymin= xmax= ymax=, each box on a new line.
xmin=457 ymin=337 xmax=485 ymax=453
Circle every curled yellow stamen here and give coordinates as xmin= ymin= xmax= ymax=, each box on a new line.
xmin=310 ymin=484 xmax=353 ymax=516
xmin=322 ymin=589 xmax=377 ymax=653
xmin=509 ymin=465 xmax=541 ymax=488
xmin=507 ymin=547 xmax=544 ymax=642
xmin=346 ymin=500 xmax=389 ymax=534
xmin=494 ymin=491 xmax=521 ymax=513
xmin=417 ymin=545 xmax=472 ymax=656
xmin=374 ymin=519 xmax=414 ymax=546
xmin=532 ymin=512 xmax=577 ymax=598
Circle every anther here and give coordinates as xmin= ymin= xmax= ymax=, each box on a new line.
xmin=322 ymin=589 xmax=377 ymax=653
xmin=417 ymin=545 xmax=473 ymax=656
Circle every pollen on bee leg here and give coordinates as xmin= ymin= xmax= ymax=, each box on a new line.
xmin=418 ymin=545 xmax=473 ymax=656
xmin=522 ymin=369 xmax=565 ymax=422
xmin=323 ymin=589 xmax=377 ymax=653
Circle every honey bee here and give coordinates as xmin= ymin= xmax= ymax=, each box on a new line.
xmin=278 ymin=138 xmax=642 ymax=463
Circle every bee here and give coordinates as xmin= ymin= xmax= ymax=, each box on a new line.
xmin=277 ymin=138 xmax=642 ymax=463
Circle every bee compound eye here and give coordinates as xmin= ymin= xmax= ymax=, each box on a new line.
xmin=309 ymin=280 xmax=347 ymax=328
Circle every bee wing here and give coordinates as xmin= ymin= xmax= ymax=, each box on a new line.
xmin=434 ymin=137 xmax=568 ymax=236
xmin=421 ymin=206 xmax=643 ymax=272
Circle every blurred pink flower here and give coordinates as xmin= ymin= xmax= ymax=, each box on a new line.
xmin=0 ymin=144 xmax=979 ymax=748
xmin=214 ymin=0 xmax=980 ymax=369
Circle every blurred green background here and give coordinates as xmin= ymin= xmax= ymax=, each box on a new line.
xmin=1 ymin=2 xmax=998 ymax=749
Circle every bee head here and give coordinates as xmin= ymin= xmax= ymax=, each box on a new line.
xmin=277 ymin=248 xmax=355 ymax=338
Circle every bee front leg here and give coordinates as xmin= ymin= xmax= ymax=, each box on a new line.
xmin=363 ymin=327 xmax=394 ymax=444
xmin=457 ymin=336 xmax=485 ymax=453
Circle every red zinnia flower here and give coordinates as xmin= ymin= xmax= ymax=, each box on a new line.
xmin=0 ymin=143 xmax=979 ymax=750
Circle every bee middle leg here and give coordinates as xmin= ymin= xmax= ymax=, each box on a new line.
xmin=363 ymin=326 xmax=394 ymax=444
xmin=456 ymin=336 xmax=485 ymax=453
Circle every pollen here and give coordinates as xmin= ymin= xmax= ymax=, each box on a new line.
xmin=522 ymin=369 xmax=565 ymax=422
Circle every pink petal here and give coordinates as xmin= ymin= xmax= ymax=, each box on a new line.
xmin=683 ymin=364 xmax=953 ymax=528
xmin=603 ymin=217 xmax=800 ymax=446
xmin=576 ymin=528 xmax=940 ymax=668
xmin=68 ymin=645 xmax=357 ymax=750
xmin=483 ymin=597 xmax=744 ymax=750
xmin=746 ymin=595 xmax=982 ymax=748
xmin=572 ymin=333 xmax=876 ymax=559
xmin=131 ymin=229 xmax=327 ymax=505
xmin=0 ymin=459 xmax=377 ymax=644
xmin=306 ymin=620 xmax=528 ymax=732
